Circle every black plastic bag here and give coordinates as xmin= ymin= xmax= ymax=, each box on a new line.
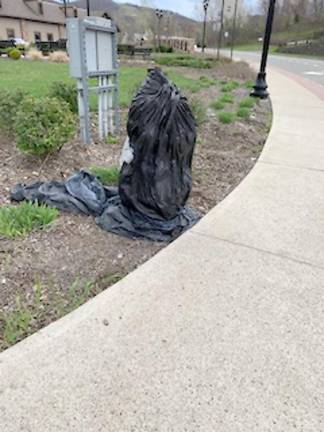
xmin=119 ymin=68 xmax=197 ymax=220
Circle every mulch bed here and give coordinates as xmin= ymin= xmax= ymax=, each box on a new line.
xmin=0 ymin=60 xmax=271 ymax=351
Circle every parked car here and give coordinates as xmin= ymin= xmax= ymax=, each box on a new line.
xmin=10 ymin=38 xmax=29 ymax=47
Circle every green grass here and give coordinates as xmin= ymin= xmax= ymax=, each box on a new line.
xmin=0 ymin=202 xmax=58 ymax=238
xmin=0 ymin=59 xmax=210 ymax=108
xmin=218 ymin=111 xmax=236 ymax=124
xmin=219 ymin=93 xmax=234 ymax=104
xmin=0 ymin=274 xmax=122 ymax=348
xmin=237 ymin=107 xmax=250 ymax=119
xmin=189 ymin=97 xmax=207 ymax=125
xmin=89 ymin=166 xmax=120 ymax=185
xmin=220 ymin=80 xmax=240 ymax=92
xmin=239 ymin=97 xmax=256 ymax=109
xmin=106 ymin=134 xmax=119 ymax=145
xmin=211 ymin=100 xmax=225 ymax=110
xmin=245 ymin=80 xmax=254 ymax=89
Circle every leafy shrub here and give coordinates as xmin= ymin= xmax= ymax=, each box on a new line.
xmin=189 ymin=97 xmax=207 ymax=125
xmin=26 ymin=48 xmax=43 ymax=61
xmin=0 ymin=89 xmax=26 ymax=132
xmin=154 ymin=53 xmax=215 ymax=69
xmin=211 ymin=100 xmax=225 ymax=110
xmin=49 ymin=81 xmax=78 ymax=113
xmin=237 ymin=107 xmax=250 ymax=119
xmin=239 ymin=97 xmax=256 ymax=109
xmin=0 ymin=202 xmax=58 ymax=238
xmin=219 ymin=93 xmax=234 ymax=104
xmin=89 ymin=166 xmax=120 ymax=185
xmin=218 ymin=111 xmax=236 ymax=124
xmin=49 ymin=51 xmax=69 ymax=63
xmin=156 ymin=45 xmax=173 ymax=53
xmin=14 ymin=96 xmax=75 ymax=156
xmin=8 ymin=48 xmax=21 ymax=60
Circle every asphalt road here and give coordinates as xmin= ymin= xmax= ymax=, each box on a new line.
xmin=227 ymin=50 xmax=324 ymax=86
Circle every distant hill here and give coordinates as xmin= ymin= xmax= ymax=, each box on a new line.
xmin=65 ymin=0 xmax=198 ymax=44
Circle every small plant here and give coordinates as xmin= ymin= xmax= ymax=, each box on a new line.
xmin=245 ymin=80 xmax=254 ymax=89
xmin=239 ymin=97 xmax=256 ymax=109
xmin=221 ymin=81 xmax=240 ymax=92
xmin=89 ymin=166 xmax=120 ymax=185
xmin=14 ymin=96 xmax=75 ymax=156
xmin=0 ymin=89 xmax=26 ymax=132
xmin=26 ymin=48 xmax=43 ymax=61
xmin=48 ymin=50 xmax=69 ymax=63
xmin=1 ymin=297 xmax=33 ymax=345
xmin=211 ymin=100 xmax=225 ymax=110
xmin=49 ymin=81 xmax=78 ymax=113
xmin=218 ymin=111 xmax=236 ymax=124
xmin=237 ymin=107 xmax=250 ymax=119
xmin=106 ymin=134 xmax=119 ymax=145
xmin=8 ymin=48 xmax=21 ymax=60
xmin=219 ymin=93 xmax=234 ymax=104
xmin=0 ymin=201 xmax=58 ymax=238
xmin=189 ymin=97 xmax=207 ymax=125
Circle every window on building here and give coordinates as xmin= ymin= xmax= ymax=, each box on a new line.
xmin=7 ymin=29 xmax=15 ymax=39
xmin=0 ymin=1 xmax=3 ymax=8
xmin=34 ymin=32 xmax=41 ymax=42
xmin=38 ymin=2 xmax=44 ymax=15
xmin=47 ymin=33 xmax=54 ymax=42
xmin=74 ymin=8 xmax=78 ymax=17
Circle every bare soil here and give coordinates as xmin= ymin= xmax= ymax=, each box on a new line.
xmin=0 ymin=60 xmax=271 ymax=351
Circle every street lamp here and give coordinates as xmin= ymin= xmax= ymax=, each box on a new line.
xmin=201 ymin=0 xmax=209 ymax=53
xmin=86 ymin=0 xmax=90 ymax=16
xmin=251 ymin=0 xmax=276 ymax=99
xmin=155 ymin=9 xmax=164 ymax=50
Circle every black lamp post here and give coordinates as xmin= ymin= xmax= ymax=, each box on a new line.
xmin=155 ymin=9 xmax=164 ymax=50
xmin=86 ymin=0 xmax=90 ymax=16
xmin=201 ymin=0 xmax=209 ymax=53
xmin=251 ymin=0 xmax=276 ymax=99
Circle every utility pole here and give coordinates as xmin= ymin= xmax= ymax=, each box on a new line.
xmin=230 ymin=0 xmax=239 ymax=60
xmin=201 ymin=0 xmax=209 ymax=53
xmin=217 ymin=0 xmax=225 ymax=60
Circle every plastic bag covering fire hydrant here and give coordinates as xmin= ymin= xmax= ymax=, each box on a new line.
xmin=11 ymin=68 xmax=199 ymax=241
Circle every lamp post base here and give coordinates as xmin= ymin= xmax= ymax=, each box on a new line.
xmin=250 ymin=72 xmax=269 ymax=99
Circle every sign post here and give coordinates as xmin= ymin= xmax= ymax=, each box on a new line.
xmin=67 ymin=17 xmax=119 ymax=144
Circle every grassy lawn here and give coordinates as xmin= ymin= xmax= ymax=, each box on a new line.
xmin=0 ymin=58 xmax=210 ymax=108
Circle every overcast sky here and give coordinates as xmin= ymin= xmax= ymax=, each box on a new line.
xmin=115 ymin=0 xmax=205 ymax=18
xmin=115 ymin=0 xmax=257 ymax=18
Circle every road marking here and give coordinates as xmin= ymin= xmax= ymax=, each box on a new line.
xmin=304 ymin=71 xmax=324 ymax=76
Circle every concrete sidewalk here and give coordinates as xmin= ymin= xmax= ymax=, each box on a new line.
xmin=0 ymin=69 xmax=324 ymax=432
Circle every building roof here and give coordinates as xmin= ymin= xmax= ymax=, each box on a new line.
xmin=0 ymin=0 xmax=87 ymax=25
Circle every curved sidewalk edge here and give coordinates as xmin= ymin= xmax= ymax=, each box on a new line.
xmin=1 ymin=69 xmax=324 ymax=432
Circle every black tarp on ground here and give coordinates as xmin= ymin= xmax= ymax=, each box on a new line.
xmin=11 ymin=68 xmax=199 ymax=242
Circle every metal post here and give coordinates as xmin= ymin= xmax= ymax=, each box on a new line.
xmin=230 ymin=0 xmax=239 ymax=60
xmin=217 ymin=0 xmax=225 ymax=60
xmin=155 ymin=9 xmax=163 ymax=51
xmin=86 ymin=0 xmax=90 ymax=16
xmin=202 ymin=0 xmax=209 ymax=53
xmin=251 ymin=0 xmax=276 ymax=99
